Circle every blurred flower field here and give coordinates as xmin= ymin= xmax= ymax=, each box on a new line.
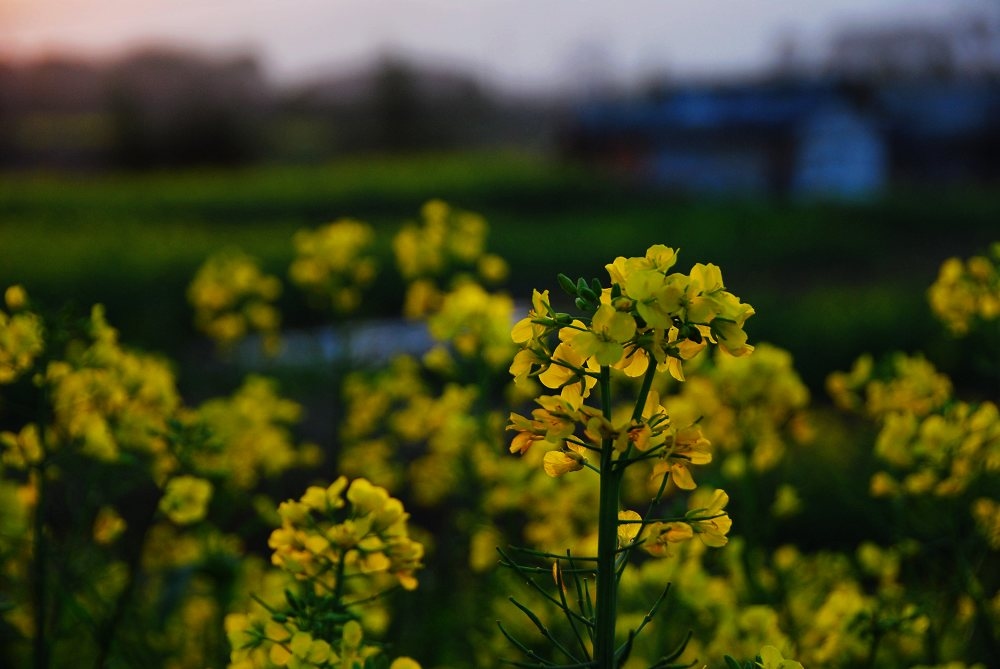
xmin=1 ymin=160 xmax=998 ymax=668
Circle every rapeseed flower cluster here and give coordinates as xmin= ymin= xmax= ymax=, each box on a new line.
xmin=0 ymin=287 xmax=323 ymax=668
xmin=510 ymin=246 xmax=753 ymax=409
xmin=502 ymin=245 xmax=755 ymax=667
xmin=829 ymin=352 xmax=999 ymax=514
xmin=188 ymin=250 xmax=282 ymax=354
xmin=225 ymin=615 xmax=419 ymax=669
xmin=634 ymin=487 xmax=733 ymax=557
xmin=225 ymin=477 xmax=423 ymax=669
xmin=338 ymin=355 xmax=495 ymax=507
xmin=507 ymin=247 xmax=751 ymax=508
xmin=825 ymin=351 xmax=997 ymax=667
xmin=618 ymin=537 xmax=935 ymax=667
xmin=289 ymin=219 xmax=378 ymax=314
xmin=426 ymin=281 xmax=515 ymax=369
xmin=928 ymin=243 xmax=1000 ymax=335
xmin=869 ymin=399 xmax=999 ymax=498
xmin=189 ymin=375 xmax=320 ymax=489
xmin=666 ymin=343 xmax=812 ymax=478
xmin=509 ymin=388 xmax=716 ymax=491
xmin=330 ymin=211 xmax=525 ymax=661
xmin=44 ymin=305 xmax=180 ymax=470
xmin=0 ymin=285 xmax=43 ymax=384
xmin=9 ymin=203 xmax=995 ymax=668
xmin=393 ymin=199 xmax=508 ymax=319
xmin=827 ymin=352 xmax=952 ymax=418
xmin=268 ymin=477 xmax=423 ymax=591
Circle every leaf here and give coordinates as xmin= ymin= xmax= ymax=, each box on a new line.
xmin=724 ymin=656 xmax=747 ymax=669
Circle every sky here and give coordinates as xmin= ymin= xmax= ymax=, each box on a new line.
xmin=0 ymin=0 xmax=994 ymax=91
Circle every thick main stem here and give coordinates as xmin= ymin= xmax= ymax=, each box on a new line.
xmin=593 ymin=366 xmax=620 ymax=668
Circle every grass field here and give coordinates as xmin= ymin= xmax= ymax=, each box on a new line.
xmin=2 ymin=151 xmax=997 ymax=390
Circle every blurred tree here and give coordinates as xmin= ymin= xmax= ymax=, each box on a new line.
xmin=371 ymin=55 xmax=424 ymax=152
xmin=0 ymin=62 xmax=17 ymax=167
xmin=105 ymin=48 xmax=265 ymax=168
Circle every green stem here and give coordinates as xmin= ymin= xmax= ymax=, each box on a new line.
xmin=631 ymin=360 xmax=658 ymax=422
xmin=31 ymin=466 xmax=48 ymax=669
xmin=593 ymin=366 xmax=620 ymax=668
xmin=93 ymin=490 xmax=160 ymax=669
xmin=333 ymin=546 xmax=349 ymax=605
xmin=863 ymin=624 xmax=883 ymax=669
xmin=958 ymin=550 xmax=1000 ymax=661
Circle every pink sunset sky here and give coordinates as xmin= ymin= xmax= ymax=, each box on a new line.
xmin=1 ymin=0 xmax=994 ymax=90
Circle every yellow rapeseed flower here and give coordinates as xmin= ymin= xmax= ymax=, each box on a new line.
xmin=617 ymin=510 xmax=642 ymax=546
xmin=643 ymin=522 xmax=694 ymax=557
xmin=686 ymin=488 xmax=732 ymax=547
xmin=0 ymin=308 xmax=44 ymax=384
xmin=347 ymin=478 xmax=391 ymax=514
xmin=92 ymin=505 xmax=127 ymax=545
xmin=290 ymin=219 xmax=377 ymax=315
xmin=928 ymin=245 xmax=999 ymax=335
xmin=542 ymin=449 xmax=586 ymax=477
xmin=4 ymin=284 xmax=27 ymax=310
xmin=0 ymin=423 xmax=43 ymax=469
xmin=566 ymin=303 xmax=636 ymax=366
xmin=159 ymin=476 xmax=213 ymax=525
xmin=758 ymin=645 xmax=804 ymax=669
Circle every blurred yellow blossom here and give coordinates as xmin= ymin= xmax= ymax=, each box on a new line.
xmin=928 ymin=243 xmax=999 ymax=335
xmin=4 ymin=284 xmax=27 ymax=311
xmin=770 ymin=485 xmax=802 ymax=518
xmin=159 ymin=475 xmax=213 ymax=525
xmin=972 ymin=497 xmax=1000 ymax=549
xmin=92 ymin=505 xmax=127 ymax=545
xmin=290 ymin=218 xmax=377 ymax=315
xmin=191 ymin=375 xmax=309 ymax=489
xmin=228 ymin=476 xmax=424 ymax=669
xmin=269 ymin=476 xmax=423 ymax=591
xmin=477 ymin=253 xmax=509 ymax=284
xmin=757 ymin=645 xmax=803 ymax=669
xmin=188 ymin=249 xmax=282 ymax=354
xmin=0 ymin=423 xmax=43 ymax=469
xmin=426 ymin=281 xmax=515 ymax=368
xmin=0 ymin=297 xmax=44 ymax=384
xmin=45 ymin=305 xmax=180 ymax=472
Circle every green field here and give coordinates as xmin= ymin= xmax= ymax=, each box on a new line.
xmin=2 ymin=152 xmax=997 ymax=390
xmin=2 ymin=151 xmax=998 ymax=668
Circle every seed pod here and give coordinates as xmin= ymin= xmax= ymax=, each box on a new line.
xmin=557 ymin=273 xmax=577 ymax=296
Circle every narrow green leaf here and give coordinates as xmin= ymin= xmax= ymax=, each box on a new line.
xmin=723 ymin=656 xmax=744 ymax=669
